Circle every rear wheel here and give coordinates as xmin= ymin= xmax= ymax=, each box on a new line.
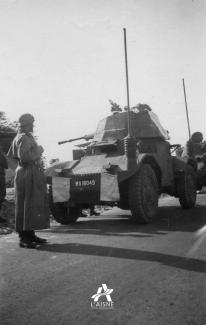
xmin=48 ymin=187 xmax=81 ymax=224
xmin=177 ymin=166 xmax=196 ymax=209
xmin=128 ymin=164 xmax=159 ymax=223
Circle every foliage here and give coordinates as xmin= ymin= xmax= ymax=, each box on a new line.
xmin=39 ymin=154 xmax=48 ymax=172
xmin=0 ymin=111 xmax=16 ymax=153
xmin=0 ymin=111 xmax=17 ymax=132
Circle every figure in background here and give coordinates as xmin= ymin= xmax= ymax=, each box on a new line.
xmin=8 ymin=114 xmax=49 ymax=248
xmin=182 ymin=132 xmax=203 ymax=160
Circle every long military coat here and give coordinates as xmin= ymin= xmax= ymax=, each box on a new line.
xmin=8 ymin=132 xmax=49 ymax=231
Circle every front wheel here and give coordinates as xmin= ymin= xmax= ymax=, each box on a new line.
xmin=177 ymin=166 xmax=196 ymax=209
xmin=48 ymin=187 xmax=81 ymax=224
xmin=128 ymin=164 xmax=159 ymax=223
xmin=51 ymin=204 xmax=81 ymax=224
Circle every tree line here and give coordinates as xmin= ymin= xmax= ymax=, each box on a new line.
xmin=0 ymin=112 xmax=16 ymax=153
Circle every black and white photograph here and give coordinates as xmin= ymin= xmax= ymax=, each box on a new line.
xmin=0 ymin=0 xmax=206 ymax=324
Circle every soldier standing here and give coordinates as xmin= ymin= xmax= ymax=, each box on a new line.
xmin=8 ymin=114 xmax=49 ymax=248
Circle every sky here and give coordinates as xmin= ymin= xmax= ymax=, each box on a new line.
xmin=0 ymin=0 xmax=206 ymax=162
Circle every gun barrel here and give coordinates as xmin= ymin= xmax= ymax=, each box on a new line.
xmin=58 ymin=140 xmax=73 ymax=145
xmin=58 ymin=133 xmax=94 ymax=145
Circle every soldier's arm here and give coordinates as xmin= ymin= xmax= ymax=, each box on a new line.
xmin=201 ymin=141 xmax=206 ymax=153
xmin=0 ymin=152 xmax=8 ymax=169
xmin=17 ymin=135 xmax=42 ymax=164
xmin=184 ymin=140 xmax=194 ymax=157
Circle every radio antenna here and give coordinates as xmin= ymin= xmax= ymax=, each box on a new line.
xmin=182 ymin=78 xmax=191 ymax=138
xmin=123 ymin=28 xmax=132 ymax=137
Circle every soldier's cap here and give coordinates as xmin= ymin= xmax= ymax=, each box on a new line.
xmin=18 ymin=113 xmax=35 ymax=126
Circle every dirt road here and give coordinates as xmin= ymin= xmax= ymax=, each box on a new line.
xmin=0 ymin=195 xmax=206 ymax=325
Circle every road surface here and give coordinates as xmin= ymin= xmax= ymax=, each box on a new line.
xmin=0 ymin=195 xmax=206 ymax=325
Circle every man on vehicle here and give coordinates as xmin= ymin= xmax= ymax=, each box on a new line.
xmin=182 ymin=132 xmax=203 ymax=159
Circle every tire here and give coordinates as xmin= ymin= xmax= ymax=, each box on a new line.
xmin=48 ymin=186 xmax=80 ymax=224
xmin=177 ymin=166 xmax=196 ymax=209
xmin=128 ymin=164 xmax=159 ymax=223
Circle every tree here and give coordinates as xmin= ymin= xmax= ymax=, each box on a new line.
xmin=0 ymin=112 xmax=16 ymax=153
xmin=0 ymin=112 xmax=17 ymax=133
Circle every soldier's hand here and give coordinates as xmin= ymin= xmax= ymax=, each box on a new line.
xmin=201 ymin=141 xmax=206 ymax=153
xmin=38 ymin=145 xmax=44 ymax=154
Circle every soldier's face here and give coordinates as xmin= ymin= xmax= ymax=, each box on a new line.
xmin=21 ymin=123 xmax=34 ymax=133
xmin=29 ymin=124 xmax=34 ymax=132
xmin=194 ymin=135 xmax=203 ymax=143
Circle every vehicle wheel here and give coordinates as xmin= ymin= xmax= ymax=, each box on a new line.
xmin=177 ymin=166 xmax=196 ymax=209
xmin=48 ymin=186 xmax=80 ymax=224
xmin=128 ymin=164 xmax=159 ymax=223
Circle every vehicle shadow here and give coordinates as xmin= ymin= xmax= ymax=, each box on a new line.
xmin=41 ymin=203 xmax=206 ymax=237
xmin=38 ymin=242 xmax=206 ymax=274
